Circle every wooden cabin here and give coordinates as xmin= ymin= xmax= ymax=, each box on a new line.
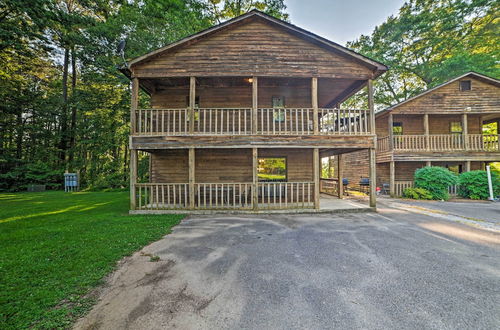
xmin=123 ymin=10 xmax=387 ymax=213
xmin=338 ymin=72 xmax=500 ymax=196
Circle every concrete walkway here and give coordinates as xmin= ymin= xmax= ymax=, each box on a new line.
xmin=75 ymin=207 xmax=500 ymax=330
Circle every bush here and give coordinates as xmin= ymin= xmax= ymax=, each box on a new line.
xmin=402 ymin=187 xmax=433 ymax=200
xmin=458 ymin=170 xmax=500 ymax=200
xmin=414 ymin=166 xmax=458 ymax=200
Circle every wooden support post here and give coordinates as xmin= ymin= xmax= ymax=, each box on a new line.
xmin=389 ymin=161 xmax=395 ymax=197
xmin=369 ymin=148 xmax=376 ymax=208
xmin=388 ymin=113 xmax=394 ymax=150
xmin=312 ymin=77 xmax=319 ymax=134
xmin=189 ymin=148 xmax=195 ymax=209
xmin=367 ymin=79 xmax=375 ymax=135
xmin=462 ymin=113 xmax=468 ymax=150
xmin=130 ymin=149 xmax=138 ymax=210
xmin=426 ymin=161 xmax=431 ymax=167
xmin=189 ymin=76 xmax=196 ymax=133
xmin=129 ymin=77 xmax=139 ymax=210
xmin=465 ymin=160 xmax=471 ymax=172
xmin=337 ymin=154 xmax=344 ymax=199
xmin=252 ymin=148 xmax=258 ymax=210
xmin=130 ymin=77 xmax=139 ymax=134
xmin=252 ymin=77 xmax=258 ymax=134
xmin=313 ymin=148 xmax=320 ymax=209
xmin=424 ymin=114 xmax=429 ymax=151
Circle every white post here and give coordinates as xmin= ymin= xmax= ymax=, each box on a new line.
xmin=486 ymin=165 xmax=494 ymax=201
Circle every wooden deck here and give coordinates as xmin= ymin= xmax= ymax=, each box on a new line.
xmin=377 ymin=134 xmax=499 ymax=152
xmin=130 ymin=190 xmax=372 ymax=214
xmin=133 ymin=108 xmax=372 ymax=136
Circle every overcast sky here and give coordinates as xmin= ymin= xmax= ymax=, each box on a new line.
xmin=285 ymin=0 xmax=406 ymax=45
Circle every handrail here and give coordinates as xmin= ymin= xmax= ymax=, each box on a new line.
xmin=385 ymin=134 xmax=500 ymax=152
xmin=133 ymin=107 xmax=372 ymax=136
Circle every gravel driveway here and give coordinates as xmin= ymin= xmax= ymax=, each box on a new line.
xmin=75 ymin=206 xmax=500 ymax=330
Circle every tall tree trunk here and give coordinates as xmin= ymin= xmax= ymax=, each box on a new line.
xmin=68 ymin=47 xmax=77 ymax=166
xmin=59 ymin=47 xmax=70 ymax=165
xmin=15 ymin=111 xmax=23 ymax=161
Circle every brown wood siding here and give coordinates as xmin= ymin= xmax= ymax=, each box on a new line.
xmin=390 ymin=77 xmax=500 ymax=114
xmin=132 ymin=18 xmax=373 ymax=79
xmin=149 ymin=148 xmax=313 ymax=183
xmin=150 ymin=150 xmax=189 ymax=182
xmin=196 ymin=149 xmax=253 ymax=182
xmin=376 ymin=114 xmax=483 ymax=136
xmin=333 ymin=150 xmax=370 ymax=185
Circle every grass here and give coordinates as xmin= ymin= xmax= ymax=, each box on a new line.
xmin=0 ymin=191 xmax=183 ymax=329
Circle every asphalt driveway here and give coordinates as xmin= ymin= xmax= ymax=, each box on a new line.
xmin=75 ymin=207 xmax=500 ymax=330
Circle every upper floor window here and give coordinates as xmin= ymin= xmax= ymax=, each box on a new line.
xmin=272 ymin=96 xmax=285 ymax=122
xmin=450 ymin=121 xmax=463 ymax=135
xmin=460 ymin=80 xmax=471 ymax=91
xmin=392 ymin=122 xmax=403 ymax=135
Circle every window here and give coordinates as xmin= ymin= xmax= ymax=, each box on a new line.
xmin=460 ymin=80 xmax=471 ymax=91
xmin=450 ymin=122 xmax=462 ymax=135
xmin=185 ymin=96 xmax=200 ymax=121
xmin=446 ymin=164 xmax=462 ymax=174
xmin=392 ymin=122 xmax=403 ymax=135
xmin=272 ymin=96 xmax=285 ymax=122
xmin=258 ymin=157 xmax=287 ymax=182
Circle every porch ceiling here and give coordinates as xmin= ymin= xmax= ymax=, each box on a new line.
xmin=140 ymin=76 xmax=364 ymax=108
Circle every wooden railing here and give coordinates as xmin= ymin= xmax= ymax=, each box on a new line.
xmin=393 ymin=135 xmax=427 ymax=150
xmin=319 ymin=178 xmax=338 ymax=196
xmin=135 ymin=183 xmax=189 ymax=210
xmin=133 ymin=182 xmax=315 ymax=210
xmin=195 ymin=108 xmax=252 ymax=135
xmin=378 ymin=134 xmax=500 ymax=152
xmin=468 ymin=134 xmax=499 ymax=151
xmin=319 ymin=108 xmax=370 ymax=135
xmin=134 ymin=108 xmax=372 ymax=136
xmin=257 ymin=182 xmax=314 ymax=209
xmin=136 ymin=109 xmax=189 ymax=135
xmin=195 ymin=183 xmax=252 ymax=209
xmin=428 ymin=134 xmax=463 ymax=151
xmin=257 ymin=108 xmax=314 ymax=135
xmin=392 ymin=181 xmax=459 ymax=197
xmin=394 ymin=181 xmax=413 ymax=197
xmin=377 ymin=136 xmax=390 ymax=151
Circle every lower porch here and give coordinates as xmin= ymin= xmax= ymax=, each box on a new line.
xmin=129 ymin=147 xmax=376 ymax=213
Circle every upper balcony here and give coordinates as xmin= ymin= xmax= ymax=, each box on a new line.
xmin=132 ymin=107 xmax=371 ymax=136
xmin=129 ymin=76 xmax=377 ymax=150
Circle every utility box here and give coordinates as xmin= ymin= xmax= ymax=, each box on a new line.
xmin=64 ymin=173 xmax=79 ymax=192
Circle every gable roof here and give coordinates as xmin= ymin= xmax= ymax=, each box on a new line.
xmin=376 ymin=72 xmax=500 ymax=116
xmin=127 ymin=10 xmax=387 ymax=75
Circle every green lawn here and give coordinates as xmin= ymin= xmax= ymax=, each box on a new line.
xmin=0 ymin=191 xmax=183 ymax=329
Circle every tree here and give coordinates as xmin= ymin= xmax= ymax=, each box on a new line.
xmin=347 ymin=0 xmax=500 ymax=109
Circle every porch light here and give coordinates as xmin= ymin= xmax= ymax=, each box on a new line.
xmin=247 ymin=78 xmax=253 ymax=83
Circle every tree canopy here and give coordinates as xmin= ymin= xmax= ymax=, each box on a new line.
xmin=0 ymin=0 xmax=498 ymax=191
xmin=0 ymin=0 xmax=288 ymax=191
xmin=346 ymin=0 xmax=499 ymax=109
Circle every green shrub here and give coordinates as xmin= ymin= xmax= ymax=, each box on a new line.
xmin=414 ymin=166 xmax=458 ymax=200
xmin=458 ymin=170 xmax=500 ymax=200
xmin=402 ymin=187 xmax=433 ymax=200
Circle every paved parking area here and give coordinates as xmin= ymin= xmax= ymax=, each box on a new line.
xmin=381 ymin=197 xmax=500 ymax=225
xmin=76 ymin=207 xmax=500 ymax=330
